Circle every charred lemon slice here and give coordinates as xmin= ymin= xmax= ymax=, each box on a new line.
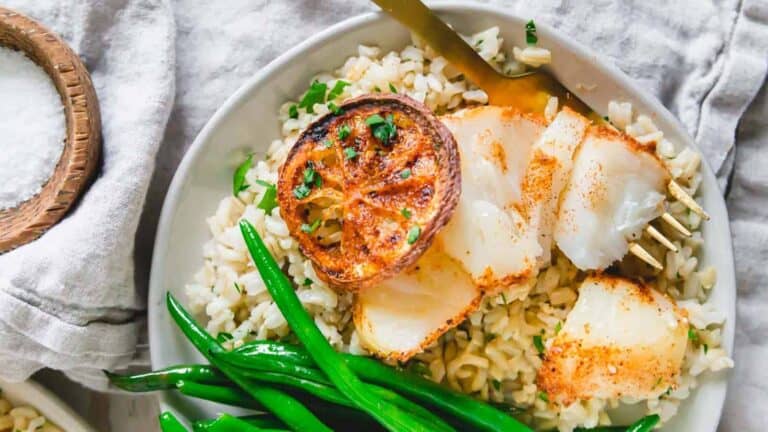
xmin=277 ymin=94 xmax=461 ymax=291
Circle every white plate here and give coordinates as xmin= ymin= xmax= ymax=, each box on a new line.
xmin=0 ymin=379 xmax=96 ymax=431
xmin=149 ymin=3 xmax=735 ymax=430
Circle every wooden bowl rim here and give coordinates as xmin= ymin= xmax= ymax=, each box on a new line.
xmin=0 ymin=7 xmax=101 ymax=254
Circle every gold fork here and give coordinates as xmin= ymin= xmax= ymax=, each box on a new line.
xmin=371 ymin=0 xmax=706 ymax=271
xmin=371 ymin=0 xmax=590 ymax=114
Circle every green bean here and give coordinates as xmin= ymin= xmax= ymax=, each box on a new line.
xmin=234 ymin=340 xmax=312 ymax=363
xmin=167 ymin=293 xmax=331 ymax=431
xmin=193 ymin=415 xmax=285 ymax=432
xmin=106 ymin=365 xmax=227 ymax=392
xmin=204 ymin=413 xmax=286 ymax=432
xmin=176 ymin=380 xmax=263 ymax=410
xmin=575 ymin=414 xmax=661 ymax=432
xmin=236 ymin=369 xmax=356 ymax=409
xmin=159 ymin=411 xmax=189 ymax=432
xmin=240 ymin=220 xmax=444 ymax=432
xmin=229 ymin=364 xmax=453 ymax=432
xmin=177 ymin=380 xmax=378 ymax=430
xmin=233 ymin=339 xmax=531 ymax=432
xmin=574 ymin=427 xmax=625 ymax=431
xmin=176 ymin=381 xmax=380 ymax=432
xmin=627 ymin=414 xmax=660 ymax=432
xmin=220 ymin=351 xmax=330 ymax=384
xmin=365 ymin=383 xmax=455 ymax=432
xmin=574 ymin=427 xmax=623 ymax=431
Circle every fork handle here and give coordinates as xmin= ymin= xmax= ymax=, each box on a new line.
xmin=371 ymin=0 xmax=500 ymax=89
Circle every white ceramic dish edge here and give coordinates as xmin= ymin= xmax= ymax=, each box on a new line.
xmin=0 ymin=379 xmax=96 ymax=432
xmin=149 ymin=3 xmax=735 ymax=430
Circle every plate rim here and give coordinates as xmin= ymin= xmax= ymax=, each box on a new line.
xmin=149 ymin=3 xmax=735 ymax=429
xmin=0 ymin=378 xmax=96 ymax=432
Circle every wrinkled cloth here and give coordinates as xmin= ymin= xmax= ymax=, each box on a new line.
xmin=0 ymin=0 xmax=175 ymax=388
xmin=1 ymin=0 xmax=767 ymax=429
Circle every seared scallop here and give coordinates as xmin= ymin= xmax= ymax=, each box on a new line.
xmin=537 ymin=275 xmax=689 ymax=404
xmin=554 ymin=127 xmax=670 ymax=270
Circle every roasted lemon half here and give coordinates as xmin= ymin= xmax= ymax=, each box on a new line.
xmin=277 ymin=94 xmax=461 ymax=291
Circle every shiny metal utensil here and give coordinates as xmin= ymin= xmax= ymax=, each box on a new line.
xmin=371 ymin=0 xmax=590 ymax=114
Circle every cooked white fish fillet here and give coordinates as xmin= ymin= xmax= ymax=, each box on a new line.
xmin=353 ymin=108 xmax=591 ymax=360
xmin=555 ymin=127 xmax=669 ymax=270
xmin=520 ymin=108 xmax=590 ymax=264
xmin=537 ymin=275 xmax=689 ymax=404
xmin=353 ymin=241 xmax=481 ymax=361
xmin=440 ymin=107 xmax=589 ymax=293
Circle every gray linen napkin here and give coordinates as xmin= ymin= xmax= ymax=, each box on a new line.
xmin=0 ymin=0 xmax=175 ymax=388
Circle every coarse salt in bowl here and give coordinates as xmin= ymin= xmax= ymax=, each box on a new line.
xmin=0 ymin=7 xmax=101 ymax=253
xmin=0 ymin=47 xmax=66 ymax=211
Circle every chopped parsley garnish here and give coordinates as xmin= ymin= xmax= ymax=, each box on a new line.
xmin=525 ymin=20 xmax=538 ymax=45
xmin=323 ymin=139 xmax=333 ymax=148
xmin=298 ymin=80 xmax=328 ymax=114
xmin=407 ymin=225 xmax=421 ymax=244
xmin=538 ymin=391 xmax=549 ymax=402
xmin=401 ymin=208 xmax=412 ymax=219
xmin=288 ymin=104 xmax=299 ymax=119
xmin=344 ymin=146 xmax=358 ymax=160
xmin=365 ymin=114 xmax=386 ymax=126
xmin=293 ymin=162 xmax=322 ymax=200
xmin=293 ymin=183 xmax=311 ymax=199
xmin=303 ymin=163 xmax=319 ymax=186
xmin=688 ymin=328 xmax=698 ymax=341
xmin=216 ymin=332 xmax=234 ymax=343
xmin=338 ymin=124 xmax=352 ymax=140
xmin=327 ymin=102 xmax=342 ymax=115
xmin=485 ymin=333 xmax=497 ymax=343
xmin=303 ymin=278 xmax=313 ymax=286
xmin=554 ymin=321 xmax=562 ymax=335
xmin=500 ymin=292 xmax=508 ymax=304
xmin=373 ymin=85 xmax=382 ymax=93
xmin=654 ymin=377 xmax=663 ymax=388
xmin=255 ymin=181 xmax=277 ymax=214
xmin=233 ymin=282 xmax=242 ymax=294
xmin=301 ymin=219 xmax=321 ymax=233
xmin=533 ymin=335 xmax=545 ymax=355
xmin=400 ymin=168 xmax=411 ymax=179
xmin=370 ymin=114 xmax=397 ymax=145
xmin=232 ymin=154 xmax=253 ymax=195
xmin=388 ymin=82 xmax=398 ymax=93
xmin=327 ymin=80 xmax=350 ymax=100
xmin=703 ymin=343 xmax=709 ymax=354
xmin=366 ymin=114 xmax=397 ymax=146
xmin=492 ymin=379 xmax=502 ymax=391
xmin=475 ymin=39 xmax=484 ymax=47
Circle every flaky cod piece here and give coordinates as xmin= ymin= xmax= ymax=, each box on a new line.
xmin=537 ymin=275 xmax=689 ymax=404
xmin=354 ymin=107 xmax=591 ymax=361
xmin=554 ymin=127 xmax=670 ymax=270
xmin=439 ymin=106 xmax=588 ymax=295
xmin=354 ymin=241 xmax=481 ymax=361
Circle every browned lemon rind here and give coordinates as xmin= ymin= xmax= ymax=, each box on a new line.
xmin=277 ymin=94 xmax=461 ymax=291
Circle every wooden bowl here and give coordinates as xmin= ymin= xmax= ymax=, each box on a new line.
xmin=0 ymin=7 xmax=101 ymax=253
